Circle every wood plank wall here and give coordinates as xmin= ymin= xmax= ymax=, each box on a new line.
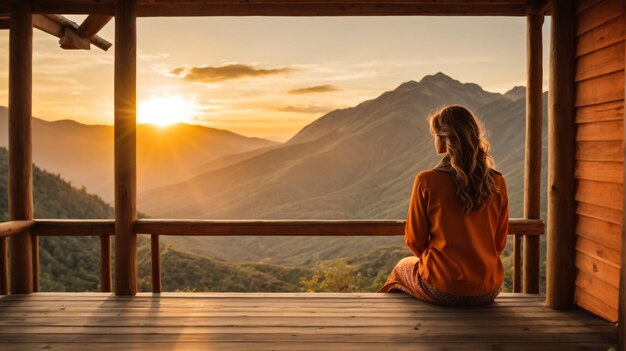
xmin=574 ymin=0 xmax=625 ymax=322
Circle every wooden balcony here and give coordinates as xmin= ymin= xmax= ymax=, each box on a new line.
xmin=1 ymin=218 xmax=545 ymax=294
xmin=0 ymin=292 xmax=616 ymax=350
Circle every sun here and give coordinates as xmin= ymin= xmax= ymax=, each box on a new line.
xmin=138 ymin=95 xmax=201 ymax=127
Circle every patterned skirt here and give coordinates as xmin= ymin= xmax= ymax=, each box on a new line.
xmin=377 ymin=256 xmax=501 ymax=307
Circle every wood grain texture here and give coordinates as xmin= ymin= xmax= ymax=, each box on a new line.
xmin=575 ymin=214 xmax=622 ymax=249
xmin=8 ymin=0 xmax=34 ymax=295
xmin=575 ymin=287 xmax=618 ymax=322
xmin=575 ymin=160 xmax=623 ymax=183
xmin=576 ymin=120 xmax=623 ymax=141
xmin=576 ymin=41 xmax=624 ymax=82
xmin=576 ymin=236 xmax=621 ymax=267
xmin=576 ymin=180 xmax=623 ymax=210
xmin=576 ymin=269 xmax=619 ymax=311
xmin=576 ymin=140 xmax=623 ymax=161
xmin=576 ymin=201 xmax=623 ymax=225
xmin=547 ymin=0 xmax=577 ymax=310
xmin=576 ymin=101 xmax=624 ymax=123
xmin=617 ymin=3 xmax=626 ymax=351
xmin=575 ymin=70 xmax=624 ymax=107
xmin=576 ymin=14 xmax=624 ymax=57
xmin=114 ymin=0 xmax=138 ymax=296
xmin=576 ymin=0 xmax=624 ymax=35
xmin=575 ymin=250 xmax=620 ymax=289
xmin=0 ymin=292 xmax=616 ymax=350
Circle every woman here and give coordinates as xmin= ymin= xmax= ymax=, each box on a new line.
xmin=378 ymin=104 xmax=509 ymax=307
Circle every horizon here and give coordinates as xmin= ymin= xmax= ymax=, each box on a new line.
xmin=0 ymin=72 xmax=546 ymax=143
xmin=0 ymin=16 xmax=551 ymax=141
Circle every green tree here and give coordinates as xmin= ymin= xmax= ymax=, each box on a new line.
xmin=300 ymin=260 xmax=365 ymax=292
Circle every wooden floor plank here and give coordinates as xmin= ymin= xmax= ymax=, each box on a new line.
xmin=0 ymin=293 xmax=616 ymax=350
xmin=0 ymin=342 xmax=616 ymax=351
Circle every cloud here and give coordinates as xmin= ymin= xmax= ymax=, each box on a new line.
xmin=272 ymin=104 xmax=337 ymax=114
xmin=288 ymin=84 xmax=339 ymax=95
xmin=170 ymin=63 xmax=296 ymax=83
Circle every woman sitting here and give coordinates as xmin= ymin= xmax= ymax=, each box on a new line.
xmin=378 ymin=104 xmax=509 ymax=307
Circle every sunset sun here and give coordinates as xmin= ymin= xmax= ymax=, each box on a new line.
xmin=138 ymin=95 xmax=201 ymax=127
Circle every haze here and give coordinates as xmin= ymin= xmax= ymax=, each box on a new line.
xmin=0 ymin=16 xmax=550 ymax=141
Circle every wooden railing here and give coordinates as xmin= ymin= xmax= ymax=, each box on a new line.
xmin=0 ymin=218 xmax=544 ymax=294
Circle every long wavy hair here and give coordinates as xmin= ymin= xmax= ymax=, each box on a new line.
xmin=428 ymin=105 xmax=497 ymax=214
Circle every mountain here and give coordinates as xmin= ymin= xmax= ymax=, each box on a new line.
xmin=136 ymin=72 xmax=548 ymax=267
xmin=0 ymin=110 xmax=278 ymax=203
xmin=0 ymin=147 xmax=322 ymax=292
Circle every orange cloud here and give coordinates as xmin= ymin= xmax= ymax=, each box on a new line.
xmin=288 ymin=85 xmax=339 ymax=94
xmin=171 ymin=63 xmax=296 ymax=83
xmin=272 ymin=104 xmax=336 ymax=114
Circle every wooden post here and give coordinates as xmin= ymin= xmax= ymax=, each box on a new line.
xmin=0 ymin=238 xmax=7 ymax=294
xmin=546 ymin=0 xmax=576 ymax=309
xmin=100 ymin=234 xmax=112 ymax=292
xmin=31 ymin=235 xmax=38 ymax=292
xmin=8 ymin=0 xmax=34 ymax=295
xmin=114 ymin=0 xmax=138 ymax=296
xmin=513 ymin=236 xmax=521 ymax=292
xmin=523 ymin=11 xmax=543 ymax=294
xmin=151 ymin=234 xmax=161 ymax=293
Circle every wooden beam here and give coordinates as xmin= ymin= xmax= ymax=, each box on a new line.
xmin=546 ymin=0 xmax=576 ymax=310
xmin=114 ymin=0 xmax=138 ymax=296
xmin=76 ymin=14 xmax=111 ymax=38
xmin=59 ymin=27 xmax=90 ymax=50
xmin=0 ymin=19 xmax=9 ymax=29
xmin=32 ymin=14 xmax=111 ymax=51
xmin=523 ymin=12 xmax=543 ymax=294
xmin=33 ymin=220 xmax=114 ymax=236
xmin=32 ymin=218 xmax=543 ymax=236
xmin=24 ymin=0 xmax=529 ymax=16
xmin=0 ymin=221 xmax=35 ymax=238
xmin=134 ymin=218 xmax=545 ymax=236
xmin=528 ymin=0 xmax=551 ymax=15
xmin=8 ymin=0 xmax=34 ymax=295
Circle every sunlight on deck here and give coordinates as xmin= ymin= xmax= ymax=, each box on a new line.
xmin=0 ymin=292 xmax=617 ymax=350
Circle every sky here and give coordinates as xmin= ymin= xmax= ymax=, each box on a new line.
xmin=0 ymin=16 xmax=551 ymax=142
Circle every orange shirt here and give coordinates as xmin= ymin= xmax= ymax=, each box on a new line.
xmin=404 ymin=165 xmax=509 ymax=296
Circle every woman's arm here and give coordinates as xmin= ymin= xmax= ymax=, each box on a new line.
xmin=404 ymin=175 xmax=430 ymax=257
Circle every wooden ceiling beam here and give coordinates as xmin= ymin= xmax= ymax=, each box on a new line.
xmin=32 ymin=14 xmax=112 ymax=51
xmin=2 ymin=0 xmax=530 ymax=16
xmin=76 ymin=14 xmax=112 ymax=38
xmin=528 ymin=0 xmax=550 ymax=15
xmin=135 ymin=3 xmax=529 ymax=16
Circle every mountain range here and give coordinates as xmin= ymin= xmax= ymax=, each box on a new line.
xmin=0 ymin=72 xmax=547 ymax=284
xmin=136 ymin=72 xmax=548 ymax=265
xmin=0 ymin=110 xmax=277 ymax=203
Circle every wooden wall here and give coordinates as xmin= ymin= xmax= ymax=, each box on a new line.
xmin=574 ymin=0 xmax=624 ymax=322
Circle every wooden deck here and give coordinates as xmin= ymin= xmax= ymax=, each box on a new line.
xmin=0 ymin=292 xmax=617 ymax=351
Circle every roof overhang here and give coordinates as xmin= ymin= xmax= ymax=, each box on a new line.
xmin=0 ymin=0 xmax=550 ymax=17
